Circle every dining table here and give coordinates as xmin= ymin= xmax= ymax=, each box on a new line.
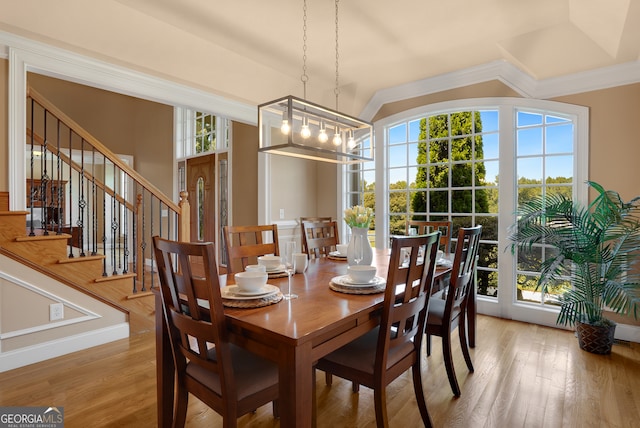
xmin=154 ymin=248 xmax=453 ymax=428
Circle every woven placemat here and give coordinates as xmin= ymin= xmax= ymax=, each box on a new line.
xmin=268 ymin=271 xmax=289 ymax=279
xmin=329 ymin=280 xmax=385 ymax=295
xmin=222 ymin=291 xmax=284 ymax=308
xmin=328 ymin=255 xmax=347 ymax=261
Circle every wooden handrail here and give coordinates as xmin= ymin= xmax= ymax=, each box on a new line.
xmin=26 ymin=128 xmax=136 ymax=212
xmin=27 ymin=87 xmax=180 ymax=213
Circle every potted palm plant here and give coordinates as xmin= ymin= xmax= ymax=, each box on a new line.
xmin=508 ymin=181 xmax=640 ymax=354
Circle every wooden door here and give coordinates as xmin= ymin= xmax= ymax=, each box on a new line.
xmin=186 ymin=155 xmax=216 ymax=244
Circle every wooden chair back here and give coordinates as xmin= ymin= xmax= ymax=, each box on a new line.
xmin=407 ymin=220 xmax=452 ymax=253
xmin=153 ymin=236 xmax=279 ymax=425
xmin=302 ymin=220 xmax=340 ymax=258
xmin=425 ymin=225 xmax=481 ymax=397
xmin=315 ymin=232 xmax=440 ymax=427
xmin=445 ymin=225 xmax=482 ymax=322
xmin=223 ymin=224 xmax=279 ymax=275
xmin=381 ymin=232 xmax=441 ymax=366
xmin=299 ymin=216 xmax=332 ymax=253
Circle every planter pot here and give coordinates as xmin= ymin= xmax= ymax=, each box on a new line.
xmin=347 ymin=227 xmax=373 ymax=266
xmin=576 ymin=320 xmax=616 ymax=355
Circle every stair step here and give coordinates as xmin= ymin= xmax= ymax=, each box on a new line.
xmin=94 ymin=272 xmax=137 ymax=283
xmin=15 ymin=233 xmax=72 ymax=242
xmin=0 ymin=211 xmax=30 ymax=216
xmin=57 ymin=254 xmax=106 ymax=264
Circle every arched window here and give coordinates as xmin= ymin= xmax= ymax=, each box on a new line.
xmin=348 ymin=98 xmax=588 ymax=325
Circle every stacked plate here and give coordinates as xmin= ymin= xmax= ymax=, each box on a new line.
xmin=331 ymin=274 xmax=385 ymax=288
xmin=328 ymin=251 xmax=347 ymax=259
xmin=222 ymin=284 xmax=280 ymax=300
xmin=265 ymin=264 xmax=287 ymax=274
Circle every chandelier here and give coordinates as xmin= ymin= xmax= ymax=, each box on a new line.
xmin=258 ymin=0 xmax=373 ymax=164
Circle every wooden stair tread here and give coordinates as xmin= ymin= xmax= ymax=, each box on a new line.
xmin=94 ymin=272 xmax=137 ymax=283
xmin=15 ymin=233 xmax=72 ymax=242
xmin=0 ymin=210 xmax=30 ymax=216
xmin=57 ymin=254 xmax=106 ymax=264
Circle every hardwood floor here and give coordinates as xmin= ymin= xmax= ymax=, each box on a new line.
xmin=1 ymin=310 xmax=639 ymax=427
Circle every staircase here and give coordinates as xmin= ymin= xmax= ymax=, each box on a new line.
xmin=0 ymin=87 xmax=190 ymax=346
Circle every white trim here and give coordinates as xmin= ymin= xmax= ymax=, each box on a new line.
xmin=2 ymin=30 xmax=255 ymax=211
xmin=360 ymin=59 xmax=640 ymax=121
xmin=0 ymin=271 xmax=101 ymax=340
xmin=0 ymin=324 xmax=129 ymax=373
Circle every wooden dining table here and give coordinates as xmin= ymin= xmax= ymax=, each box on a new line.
xmin=155 ymin=248 xmax=452 ymax=428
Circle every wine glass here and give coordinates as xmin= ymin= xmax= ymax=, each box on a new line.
xmin=283 ymin=241 xmax=298 ymax=299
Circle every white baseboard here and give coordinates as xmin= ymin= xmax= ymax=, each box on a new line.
xmin=0 ymin=323 xmax=129 ymax=373
xmin=615 ymin=323 xmax=640 ymax=343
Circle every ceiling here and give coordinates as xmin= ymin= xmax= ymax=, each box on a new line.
xmin=2 ymin=0 xmax=640 ymax=118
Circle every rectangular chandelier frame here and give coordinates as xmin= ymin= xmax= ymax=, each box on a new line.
xmin=258 ymin=95 xmax=373 ymax=164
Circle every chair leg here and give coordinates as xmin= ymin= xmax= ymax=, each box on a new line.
xmin=459 ymin=316 xmax=475 ymax=372
xmin=272 ymin=399 xmax=280 ymax=419
xmin=325 ymin=371 xmax=333 ymax=386
xmin=174 ymin=383 xmax=189 ymax=428
xmin=442 ymin=332 xmax=461 ymax=397
xmin=411 ymin=360 xmax=433 ymax=428
xmin=426 ymin=333 xmax=432 ymax=356
xmin=352 ymin=381 xmax=360 ymax=393
xmin=373 ymin=385 xmax=389 ymax=428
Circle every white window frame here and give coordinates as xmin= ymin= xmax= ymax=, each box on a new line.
xmin=360 ymin=97 xmax=588 ymax=326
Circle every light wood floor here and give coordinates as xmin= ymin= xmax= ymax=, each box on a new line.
xmin=1 ymin=303 xmax=639 ymax=427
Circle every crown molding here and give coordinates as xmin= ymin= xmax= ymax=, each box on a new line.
xmin=361 ymin=59 xmax=640 ymax=121
xmin=0 ymin=30 xmax=256 ymax=125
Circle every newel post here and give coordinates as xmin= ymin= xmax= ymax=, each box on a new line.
xmin=178 ymin=191 xmax=190 ymax=242
xmin=135 ymin=193 xmax=143 ymax=281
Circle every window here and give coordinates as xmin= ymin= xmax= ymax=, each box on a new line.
xmin=175 ymin=108 xmax=230 ymax=158
xmin=382 ymin=109 xmax=499 ymax=298
xmin=355 ymin=98 xmax=588 ymax=323
xmin=514 ymin=110 xmax=574 ymax=306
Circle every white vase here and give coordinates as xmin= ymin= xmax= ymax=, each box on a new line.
xmin=347 ymin=226 xmax=373 ymax=266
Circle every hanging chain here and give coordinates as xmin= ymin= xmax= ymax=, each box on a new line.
xmin=301 ymin=0 xmax=309 ymax=100
xmin=334 ymin=0 xmax=340 ymax=111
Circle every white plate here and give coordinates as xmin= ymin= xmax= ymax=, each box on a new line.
xmin=221 ymin=284 xmax=279 ymax=300
xmin=436 ymin=258 xmax=453 ymax=267
xmin=332 ymin=275 xmax=385 ymax=288
xmin=329 ymin=251 xmax=347 ymax=258
xmin=265 ymin=264 xmax=287 ymax=273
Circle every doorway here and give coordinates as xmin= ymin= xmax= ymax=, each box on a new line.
xmin=186 ymin=153 xmax=229 ymax=270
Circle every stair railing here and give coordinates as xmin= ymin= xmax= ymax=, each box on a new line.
xmin=26 ymin=87 xmax=189 ymax=293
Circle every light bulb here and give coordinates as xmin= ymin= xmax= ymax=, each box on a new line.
xmin=281 ymin=119 xmax=290 ymax=134
xmin=281 ymin=110 xmax=290 ymax=134
xmin=332 ymin=127 xmax=342 ymax=146
xmin=347 ymin=130 xmax=356 ymax=149
xmin=300 ymin=116 xmax=311 ymax=139
xmin=318 ymin=121 xmax=328 ymax=143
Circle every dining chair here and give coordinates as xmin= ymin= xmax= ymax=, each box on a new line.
xmin=302 ymin=220 xmax=340 ymax=259
xmin=152 ymin=236 xmax=279 ymax=428
xmin=425 ymin=225 xmax=482 ymax=397
xmin=316 ymin=232 xmax=441 ymax=428
xmin=299 ymin=216 xmax=332 ymax=253
xmin=406 ymin=220 xmax=452 ymax=254
xmin=223 ymin=224 xmax=280 ymax=275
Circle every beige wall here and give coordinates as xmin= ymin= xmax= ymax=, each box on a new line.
xmin=232 ymin=121 xmax=338 ymax=227
xmin=552 ymin=84 xmax=640 ymax=202
xmin=28 ymin=73 xmax=174 ymax=196
xmin=232 ymin=122 xmax=259 ymax=226
xmin=372 ymin=80 xmax=521 ymax=122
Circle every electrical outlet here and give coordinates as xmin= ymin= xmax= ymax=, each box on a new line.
xmin=279 ymin=208 xmax=285 ymax=219
xmin=50 ymin=303 xmax=64 ymax=321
